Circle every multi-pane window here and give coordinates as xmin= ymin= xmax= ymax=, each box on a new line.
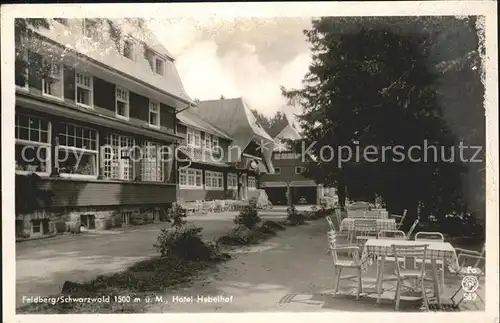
xmin=205 ymin=171 xmax=224 ymax=190
xmin=149 ymin=101 xmax=160 ymax=127
xmin=103 ymin=133 xmax=135 ymax=180
xmin=155 ymin=57 xmax=165 ymax=75
xmin=204 ymin=133 xmax=212 ymax=150
xmin=212 ymin=136 xmax=219 ymax=150
xmin=227 ymin=173 xmax=238 ymax=189
xmin=115 ymin=87 xmax=129 ymax=119
xmin=42 ymin=61 xmax=63 ymax=98
xmin=57 ymin=123 xmax=98 ymax=177
xmin=248 ymin=176 xmax=257 ymax=189
xmin=179 ymin=168 xmax=202 ymax=188
xmin=15 ymin=114 xmax=51 ymax=174
xmin=141 ymin=141 xmax=163 ymax=182
xmin=76 ymin=71 xmax=93 ymax=107
xmin=121 ymin=37 xmax=135 ymax=60
xmin=275 ymin=152 xmax=298 ymax=160
xmin=83 ymin=19 xmax=98 ymax=39
xmin=187 ymin=128 xmax=201 ymax=148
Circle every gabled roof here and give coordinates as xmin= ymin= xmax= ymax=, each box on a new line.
xmin=275 ymin=123 xmax=302 ymax=141
xmin=194 ymin=98 xmax=273 ymax=142
xmin=28 ymin=18 xmax=194 ymax=105
xmin=267 ymin=116 xmax=289 ymax=138
xmin=177 ymin=109 xmax=232 ymax=140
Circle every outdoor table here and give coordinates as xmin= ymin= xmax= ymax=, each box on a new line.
xmin=360 ymin=239 xmax=460 ymax=308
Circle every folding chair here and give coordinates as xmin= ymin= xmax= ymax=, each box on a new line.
xmin=376 ymin=230 xmax=407 ymax=273
xmin=392 ymin=244 xmax=430 ymax=311
xmin=414 ymin=232 xmax=446 ymax=292
xmin=405 ymin=218 xmax=419 ymax=239
xmin=449 ymin=244 xmax=485 ymax=308
xmin=327 ymin=230 xmax=364 ymax=300
xmin=392 ymin=209 xmax=408 ymax=229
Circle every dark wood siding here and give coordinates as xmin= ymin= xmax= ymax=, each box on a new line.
xmin=38 ymin=180 xmax=177 ymax=207
xmin=93 ymin=77 xmax=115 ymax=112
xmin=160 ymin=103 xmax=175 ymax=131
xmin=28 ymin=52 xmax=43 ymax=91
xmin=63 ymin=65 xmax=75 ymax=101
xmin=129 ymin=92 xmax=149 ymax=122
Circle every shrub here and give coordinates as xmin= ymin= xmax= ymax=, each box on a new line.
xmin=233 ymin=205 xmax=261 ymax=229
xmin=286 ymin=205 xmax=306 ymax=225
xmin=168 ymin=203 xmax=187 ymax=227
xmin=262 ymin=220 xmax=286 ymax=231
xmin=154 ymin=224 xmax=225 ymax=261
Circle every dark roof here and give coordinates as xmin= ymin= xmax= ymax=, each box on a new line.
xmin=266 ymin=116 xmax=290 ymax=138
xmin=177 ymin=109 xmax=232 ymax=140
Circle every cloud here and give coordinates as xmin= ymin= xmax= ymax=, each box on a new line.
xmin=148 ymin=18 xmax=312 ymax=119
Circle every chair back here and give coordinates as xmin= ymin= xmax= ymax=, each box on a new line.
xmin=406 ymin=218 xmax=419 ymax=238
xmin=415 ymin=231 xmax=444 ymax=241
xmin=392 ymin=244 xmax=428 ymax=276
xmin=334 ymin=209 xmax=343 ymax=229
xmin=327 ymin=230 xmax=340 ymax=263
xmin=354 ymin=218 xmax=377 ymax=235
xmin=326 ymin=216 xmax=336 ymax=231
xmin=377 ymin=229 xmax=406 ymax=240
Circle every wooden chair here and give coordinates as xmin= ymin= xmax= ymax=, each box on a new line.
xmin=391 ymin=244 xmax=430 ymax=311
xmin=414 ymin=232 xmax=446 ymax=293
xmin=376 ymin=230 xmax=407 ymax=273
xmin=449 ymin=244 xmax=485 ymax=307
xmin=326 ymin=216 xmax=336 ymax=231
xmin=392 ymin=209 xmax=408 ymax=229
xmin=327 ymin=230 xmax=364 ymax=300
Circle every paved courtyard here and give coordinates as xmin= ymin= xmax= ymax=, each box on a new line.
xmin=147 ymin=220 xmax=484 ymax=312
xmin=15 ymin=215 xmax=267 ymax=308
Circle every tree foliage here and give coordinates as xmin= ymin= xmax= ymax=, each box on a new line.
xmin=282 ymin=16 xmax=485 ymax=231
xmin=251 ymin=109 xmax=288 ymax=135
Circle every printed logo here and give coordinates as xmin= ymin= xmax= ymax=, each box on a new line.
xmin=461 ymin=275 xmax=479 ymax=293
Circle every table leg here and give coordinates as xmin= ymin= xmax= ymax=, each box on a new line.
xmin=431 ymin=259 xmax=441 ymax=307
xmin=377 ymin=255 xmax=386 ymax=304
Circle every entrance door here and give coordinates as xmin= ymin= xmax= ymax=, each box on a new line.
xmin=239 ymin=174 xmax=248 ymax=200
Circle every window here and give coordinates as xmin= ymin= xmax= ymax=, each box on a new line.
xmin=15 ymin=114 xmax=51 ymax=175
xmin=273 ymin=152 xmax=281 ymax=160
xmin=227 ymin=173 xmax=238 ymax=189
xmin=103 ymin=133 xmax=135 ymax=180
xmin=274 ymin=167 xmax=281 ymax=175
xmin=141 ymin=141 xmax=164 ymax=182
xmin=212 ymin=136 xmax=219 ymax=150
xmin=248 ymin=176 xmax=257 ymax=189
xmin=83 ymin=19 xmax=98 ymax=39
xmin=186 ymin=128 xmax=201 ymax=148
xmin=149 ymin=101 xmax=160 ymax=127
xmin=121 ymin=37 xmax=135 ymax=60
xmin=155 ymin=57 xmax=165 ymax=75
xmin=115 ymin=87 xmax=129 ymax=119
xmin=31 ymin=220 xmax=41 ymax=234
xmin=42 ymin=61 xmax=63 ymax=99
xmin=205 ymin=171 xmax=223 ymax=190
xmin=57 ymin=123 xmax=98 ymax=177
xmin=179 ymin=168 xmax=202 ymax=189
xmin=204 ymin=133 xmax=212 ymax=151
xmin=295 ymin=166 xmax=306 ymax=174
xmin=75 ymin=71 xmax=93 ymax=107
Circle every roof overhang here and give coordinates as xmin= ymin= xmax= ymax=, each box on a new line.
xmin=17 ymin=92 xmax=183 ymax=143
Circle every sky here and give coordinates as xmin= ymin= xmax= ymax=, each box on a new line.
xmin=147 ymin=17 xmax=313 ymax=120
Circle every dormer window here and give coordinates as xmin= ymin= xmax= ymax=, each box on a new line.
xmin=121 ymin=37 xmax=135 ymax=60
xmin=155 ymin=57 xmax=165 ymax=75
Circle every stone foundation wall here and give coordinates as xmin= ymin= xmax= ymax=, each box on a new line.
xmin=16 ymin=204 xmax=172 ymax=239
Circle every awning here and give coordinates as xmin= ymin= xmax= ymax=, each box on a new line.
xmin=290 ymin=180 xmax=317 ymax=187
